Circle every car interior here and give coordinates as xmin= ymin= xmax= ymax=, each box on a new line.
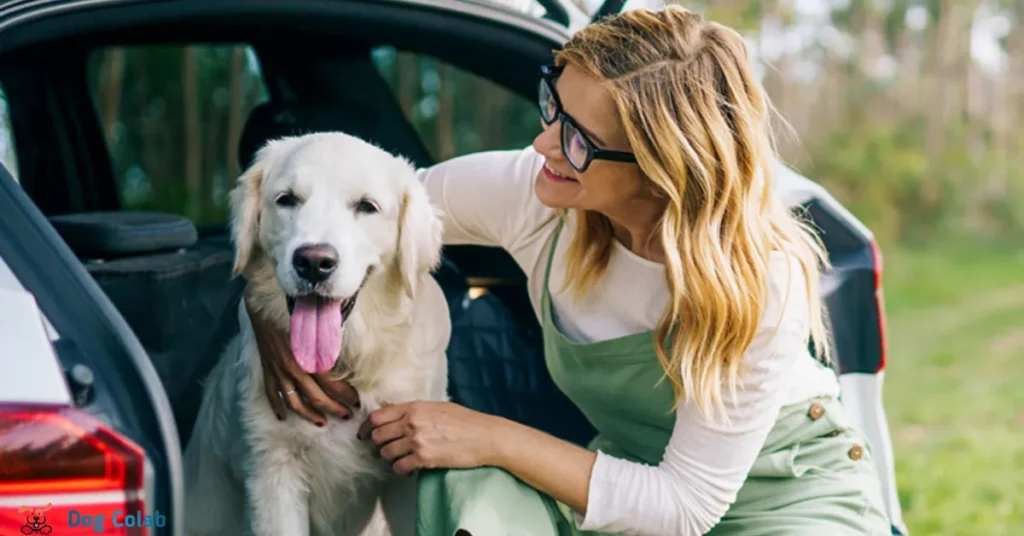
xmin=0 ymin=7 xmax=600 ymax=451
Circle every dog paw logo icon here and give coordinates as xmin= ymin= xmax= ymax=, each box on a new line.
xmin=18 ymin=503 xmax=53 ymax=534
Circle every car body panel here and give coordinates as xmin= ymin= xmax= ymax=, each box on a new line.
xmin=0 ymin=284 xmax=70 ymax=405
xmin=839 ymin=372 xmax=904 ymax=533
xmin=0 ymin=161 xmax=180 ymax=534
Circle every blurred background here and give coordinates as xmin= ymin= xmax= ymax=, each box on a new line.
xmin=1 ymin=0 xmax=1021 ymax=534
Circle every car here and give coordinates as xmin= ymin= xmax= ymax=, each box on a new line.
xmin=0 ymin=0 xmax=907 ymax=535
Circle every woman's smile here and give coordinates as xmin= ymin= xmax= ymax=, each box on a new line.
xmin=542 ymin=162 xmax=578 ymax=184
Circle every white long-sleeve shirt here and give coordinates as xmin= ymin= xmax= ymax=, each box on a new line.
xmin=417 ymin=146 xmax=841 ymax=535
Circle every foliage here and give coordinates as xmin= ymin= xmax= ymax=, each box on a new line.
xmin=882 ymin=244 xmax=1024 ymax=534
xmin=723 ymin=0 xmax=1024 ymax=249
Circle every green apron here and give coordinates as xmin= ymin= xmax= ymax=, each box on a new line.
xmin=416 ymin=220 xmax=890 ymax=535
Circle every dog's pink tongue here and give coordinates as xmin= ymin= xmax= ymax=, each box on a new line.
xmin=289 ymin=295 xmax=343 ymax=373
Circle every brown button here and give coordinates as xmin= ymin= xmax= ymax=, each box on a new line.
xmin=848 ymin=445 xmax=864 ymax=460
xmin=827 ymin=430 xmax=841 ymax=437
xmin=807 ymin=403 xmax=825 ymax=420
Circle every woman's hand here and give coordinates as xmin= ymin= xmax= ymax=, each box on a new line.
xmin=357 ymin=401 xmax=508 ymax=477
xmin=245 ymin=291 xmax=360 ymax=425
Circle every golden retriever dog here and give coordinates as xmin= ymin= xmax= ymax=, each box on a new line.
xmin=182 ymin=132 xmax=450 ymax=536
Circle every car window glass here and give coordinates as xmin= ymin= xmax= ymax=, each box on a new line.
xmin=87 ymin=45 xmax=269 ymax=226
xmin=370 ymin=46 xmax=540 ymax=161
xmin=0 ymin=84 xmax=18 ymax=183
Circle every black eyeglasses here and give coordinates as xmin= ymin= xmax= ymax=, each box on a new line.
xmin=538 ymin=64 xmax=637 ymax=173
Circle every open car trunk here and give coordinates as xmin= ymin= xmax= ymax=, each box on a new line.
xmin=16 ymin=0 xmax=601 ymax=454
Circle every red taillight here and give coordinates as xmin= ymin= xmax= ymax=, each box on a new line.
xmin=0 ymin=403 xmax=151 ymax=535
xmin=870 ymin=240 xmax=888 ymax=371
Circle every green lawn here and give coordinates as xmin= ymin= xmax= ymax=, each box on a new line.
xmin=880 ymin=244 xmax=1024 ymax=535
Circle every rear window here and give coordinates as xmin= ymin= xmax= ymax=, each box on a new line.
xmin=86 ymin=45 xmax=269 ymax=226
xmin=371 ymin=45 xmax=540 ymax=160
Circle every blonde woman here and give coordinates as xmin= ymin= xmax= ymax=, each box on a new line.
xmin=248 ymin=6 xmax=891 ymax=535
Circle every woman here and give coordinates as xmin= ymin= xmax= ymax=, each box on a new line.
xmin=247 ymin=6 xmax=891 ymax=535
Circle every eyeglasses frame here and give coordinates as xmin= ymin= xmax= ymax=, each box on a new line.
xmin=539 ymin=64 xmax=637 ymax=173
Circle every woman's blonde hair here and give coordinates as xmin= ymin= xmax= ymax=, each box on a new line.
xmin=555 ymin=6 xmax=832 ymax=421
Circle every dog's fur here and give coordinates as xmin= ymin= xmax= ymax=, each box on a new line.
xmin=182 ymin=132 xmax=450 ymax=536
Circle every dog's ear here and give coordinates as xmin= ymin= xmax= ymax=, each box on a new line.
xmin=41 ymin=503 xmax=52 ymax=512
xmin=393 ymin=182 xmax=443 ymax=298
xmin=18 ymin=506 xmax=30 ymax=513
xmin=230 ymin=157 xmax=267 ymax=278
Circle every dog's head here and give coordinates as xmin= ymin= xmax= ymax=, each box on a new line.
xmin=230 ymin=132 xmax=443 ymax=373
xmin=19 ymin=503 xmax=51 ymax=523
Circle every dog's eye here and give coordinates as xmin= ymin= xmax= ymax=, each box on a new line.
xmin=275 ymin=192 xmax=300 ymax=207
xmin=355 ymin=198 xmax=379 ymax=215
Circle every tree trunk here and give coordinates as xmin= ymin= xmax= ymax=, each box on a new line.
xmin=182 ymin=46 xmax=202 ymax=221
xmin=226 ymin=46 xmax=248 ymax=179
xmin=100 ymin=48 xmax=126 ymax=146
xmin=435 ymin=63 xmax=454 ymax=160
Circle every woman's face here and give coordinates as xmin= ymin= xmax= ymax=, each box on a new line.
xmin=530 ymin=63 xmax=654 ymax=214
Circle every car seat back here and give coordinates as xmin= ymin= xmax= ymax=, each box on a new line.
xmin=50 ymin=211 xmax=244 ymax=446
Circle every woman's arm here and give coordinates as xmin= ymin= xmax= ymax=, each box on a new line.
xmin=416 ymin=145 xmax=551 ymax=250
xmin=489 ymin=415 xmax=598 ymax=513
xmin=361 ymin=401 xmax=598 ymax=513
xmin=356 ymin=292 xmax=601 ymax=511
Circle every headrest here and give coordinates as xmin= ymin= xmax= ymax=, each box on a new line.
xmin=237 ymin=101 xmax=374 ymax=171
xmin=50 ymin=211 xmax=197 ymax=259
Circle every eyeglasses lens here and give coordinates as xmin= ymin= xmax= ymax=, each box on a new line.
xmin=561 ymin=120 xmax=589 ymax=170
xmin=539 ymin=80 xmax=557 ymax=124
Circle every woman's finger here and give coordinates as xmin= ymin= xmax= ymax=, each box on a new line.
xmin=359 ymin=405 xmax=407 ymax=440
xmin=269 ymin=355 xmax=325 ymax=424
xmin=368 ymin=403 xmax=411 ymax=428
xmin=392 ymin=452 xmax=423 ymax=477
xmin=368 ymin=418 xmax=407 ymax=447
xmin=279 ymin=358 xmax=351 ymax=420
xmin=278 ymin=373 xmax=327 ymax=426
xmin=357 ymin=417 xmax=374 ymax=441
xmin=378 ymin=436 xmax=414 ymax=463
xmin=313 ymin=372 xmax=361 ymax=409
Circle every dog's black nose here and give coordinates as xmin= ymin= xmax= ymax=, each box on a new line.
xmin=293 ymin=244 xmax=338 ymax=284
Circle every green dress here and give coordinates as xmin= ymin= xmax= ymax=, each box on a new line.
xmin=416 ymin=220 xmax=891 ymax=535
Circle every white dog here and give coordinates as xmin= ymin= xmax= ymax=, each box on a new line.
xmin=182 ymin=132 xmax=451 ymax=536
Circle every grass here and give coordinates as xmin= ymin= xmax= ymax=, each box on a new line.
xmin=879 ymin=243 xmax=1024 ymax=535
